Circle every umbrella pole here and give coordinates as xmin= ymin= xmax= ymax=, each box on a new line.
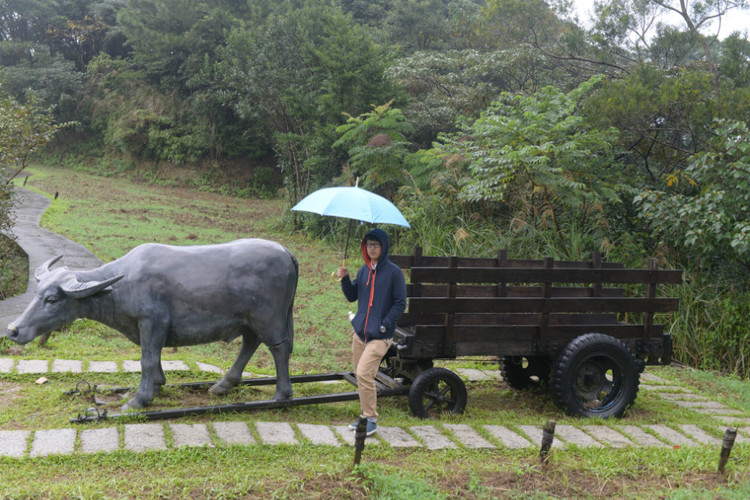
xmin=332 ymin=219 xmax=354 ymax=283
xmin=343 ymin=219 xmax=353 ymax=265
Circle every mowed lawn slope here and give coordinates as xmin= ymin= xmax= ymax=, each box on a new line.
xmin=0 ymin=164 xmax=749 ymax=499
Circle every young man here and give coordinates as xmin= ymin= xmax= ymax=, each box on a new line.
xmin=336 ymin=227 xmax=406 ymax=436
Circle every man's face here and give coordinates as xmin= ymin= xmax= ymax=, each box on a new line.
xmin=365 ymin=239 xmax=382 ymax=262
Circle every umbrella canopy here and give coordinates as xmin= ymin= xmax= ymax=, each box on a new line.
xmin=291 ymin=186 xmax=410 ymax=228
xmin=291 ymin=185 xmax=410 ymax=265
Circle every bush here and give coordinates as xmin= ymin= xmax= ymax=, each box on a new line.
xmin=0 ymin=233 xmax=27 ymax=300
xmin=669 ymin=282 xmax=750 ymax=378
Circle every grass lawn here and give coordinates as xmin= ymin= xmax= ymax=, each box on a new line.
xmin=1 ymin=164 xmax=749 ymax=499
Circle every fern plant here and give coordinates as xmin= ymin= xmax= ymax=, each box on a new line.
xmin=333 ymin=101 xmax=414 ymax=199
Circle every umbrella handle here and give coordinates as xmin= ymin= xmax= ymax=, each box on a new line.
xmin=330 ymin=259 xmax=349 ymax=283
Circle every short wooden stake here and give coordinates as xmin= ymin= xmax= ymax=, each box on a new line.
xmin=352 ymin=416 xmax=368 ymax=468
xmin=718 ymin=428 xmax=737 ymax=475
xmin=540 ymin=420 xmax=556 ymax=464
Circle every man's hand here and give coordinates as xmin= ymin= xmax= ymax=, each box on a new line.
xmin=336 ymin=267 xmax=348 ymax=280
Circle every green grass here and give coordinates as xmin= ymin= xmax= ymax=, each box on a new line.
xmin=2 ymin=164 xmax=750 ymax=498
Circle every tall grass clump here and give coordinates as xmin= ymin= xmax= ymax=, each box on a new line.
xmin=397 ymin=187 xmax=637 ymax=263
xmin=669 ymin=281 xmax=750 ymax=378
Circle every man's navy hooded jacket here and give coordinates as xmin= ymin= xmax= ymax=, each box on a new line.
xmin=341 ymin=228 xmax=407 ymax=342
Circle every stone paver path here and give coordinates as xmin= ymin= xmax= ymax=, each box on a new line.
xmin=0 ymin=364 xmax=746 ymax=458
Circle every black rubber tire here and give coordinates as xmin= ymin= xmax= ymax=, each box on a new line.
xmin=500 ymin=355 xmax=551 ymax=390
xmin=408 ymin=367 xmax=467 ymax=419
xmin=549 ymin=333 xmax=639 ymax=418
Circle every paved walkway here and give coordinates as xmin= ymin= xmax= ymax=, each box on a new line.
xmin=0 ymin=365 xmax=747 ymax=458
xmin=1 ymin=186 xmax=747 ymax=458
xmin=0 ymin=187 xmax=103 ymax=331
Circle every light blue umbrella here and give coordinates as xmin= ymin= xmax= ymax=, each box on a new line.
xmin=291 ymin=184 xmax=410 ymax=265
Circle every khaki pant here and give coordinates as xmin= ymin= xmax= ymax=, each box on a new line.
xmin=352 ymin=333 xmax=392 ymax=418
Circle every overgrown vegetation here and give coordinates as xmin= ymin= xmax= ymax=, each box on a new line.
xmin=0 ymin=87 xmax=68 ymax=300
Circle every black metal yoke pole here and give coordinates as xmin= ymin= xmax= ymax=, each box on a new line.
xmin=70 ymin=370 xmax=409 ymax=423
xmin=67 ymin=372 xmax=351 ymax=396
xmin=72 ymin=391 xmax=367 ymax=423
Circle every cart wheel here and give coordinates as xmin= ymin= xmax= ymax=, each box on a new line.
xmin=408 ymin=367 xmax=467 ymax=419
xmin=550 ymin=333 xmax=639 ymax=418
xmin=500 ymin=356 xmax=551 ymax=390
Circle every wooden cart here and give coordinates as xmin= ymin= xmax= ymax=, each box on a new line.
xmin=70 ymin=248 xmax=681 ymax=423
xmin=387 ymin=248 xmax=682 ymax=419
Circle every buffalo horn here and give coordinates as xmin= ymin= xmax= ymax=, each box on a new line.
xmin=34 ymin=255 xmax=64 ymax=281
xmin=61 ymin=275 xmax=125 ymax=299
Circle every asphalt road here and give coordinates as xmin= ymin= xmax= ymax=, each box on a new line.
xmin=0 ymin=187 xmax=103 ymax=331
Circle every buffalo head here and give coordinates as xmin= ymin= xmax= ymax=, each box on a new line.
xmin=6 ymin=256 xmax=123 ymax=344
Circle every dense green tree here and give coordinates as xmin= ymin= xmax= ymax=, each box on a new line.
xmin=107 ymin=1 xmax=267 ymax=163
xmin=0 ymin=0 xmax=120 ymax=124
xmin=116 ymin=0 xmax=242 ymax=94
xmin=586 ymin=0 xmax=750 ymax=75
xmin=478 ymin=0 xmax=564 ymax=50
xmin=384 ymin=0 xmax=453 ymax=52
xmin=584 ymin=64 xmax=750 ymax=182
xmin=341 ymin=0 xmax=393 ymax=27
xmin=46 ymin=12 xmax=109 ymax=71
xmin=0 ymin=47 xmax=84 ymax=120
xmin=431 ymin=76 xmax=623 ymax=257
xmin=0 ymin=0 xmax=54 ymax=42
xmin=389 ymin=46 xmax=567 ymax=146
xmin=634 ymin=119 xmax=750 ymax=280
xmin=82 ymin=53 xmax=236 ymax=164
xmin=216 ymin=2 xmax=396 ymax=205
xmin=718 ymin=33 xmax=750 ymax=86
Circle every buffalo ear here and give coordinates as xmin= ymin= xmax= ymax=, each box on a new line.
xmin=35 ymin=256 xmax=64 ymax=281
xmin=61 ymin=275 xmax=125 ymax=299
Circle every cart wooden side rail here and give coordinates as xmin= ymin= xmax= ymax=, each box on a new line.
xmin=387 ymin=248 xmax=682 ymax=419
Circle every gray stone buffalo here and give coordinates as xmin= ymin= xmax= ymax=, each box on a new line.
xmin=6 ymin=238 xmax=299 ymax=410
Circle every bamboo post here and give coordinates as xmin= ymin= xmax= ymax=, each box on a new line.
xmin=540 ymin=420 xmax=556 ymax=464
xmin=718 ymin=428 xmax=738 ymax=475
xmin=352 ymin=416 xmax=368 ymax=468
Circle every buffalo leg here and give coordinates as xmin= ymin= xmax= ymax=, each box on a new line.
xmin=124 ymin=319 xmax=167 ymax=410
xmin=269 ymin=337 xmax=293 ymax=400
xmin=209 ymin=333 xmax=261 ymax=395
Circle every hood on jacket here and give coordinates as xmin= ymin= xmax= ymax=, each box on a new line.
xmin=360 ymin=227 xmax=390 ymax=268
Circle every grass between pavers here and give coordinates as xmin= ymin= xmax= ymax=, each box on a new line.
xmin=2 ymin=164 xmax=750 ymax=498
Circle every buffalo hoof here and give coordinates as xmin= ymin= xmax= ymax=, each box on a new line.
xmin=208 ymin=379 xmax=236 ymax=395
xmin=121 ymin=395 xmax=150 ymax=411
xmin=272 ymin=388 xmax=292 ymax=401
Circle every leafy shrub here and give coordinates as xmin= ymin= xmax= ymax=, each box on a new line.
xmin=0 ymin=178 xmax=16 ymax=298
xmin=635 ymin=119 xmax=750 ymax=285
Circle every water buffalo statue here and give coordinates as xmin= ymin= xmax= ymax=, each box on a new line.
xmin=5 ymin=238 xmax=299 ymax=410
